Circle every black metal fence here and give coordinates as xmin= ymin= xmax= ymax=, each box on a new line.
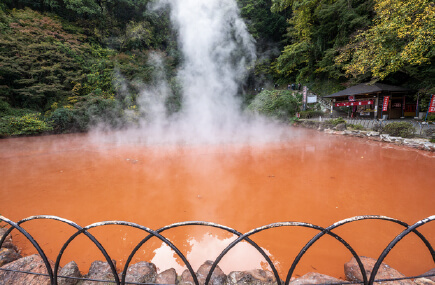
xmin=0 ymin=215 xmax=434 ymax=285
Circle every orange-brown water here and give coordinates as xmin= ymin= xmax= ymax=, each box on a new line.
xmin=0 ymin=128 xmax=434 ymax=279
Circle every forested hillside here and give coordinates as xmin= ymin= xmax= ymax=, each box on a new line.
xmin=0 ymin=0 xmax=434 ymax=136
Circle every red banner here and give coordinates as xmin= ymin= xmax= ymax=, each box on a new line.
xmin=334 ymin=100 xmax=373 ymax=107
xmin=429 ymin=95 xmax=435 ymax=113
xmin=382 ymin=96 xmax=390 ymax=111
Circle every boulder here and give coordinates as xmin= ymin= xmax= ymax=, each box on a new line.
xmin=81 ymin=260 xmax=117 ymax=285
xmin=289 ymin=272 xmax=343 ymax=285
xmin=367 ymin=131 xmax=380 ymax=137
xmin=419 ymin=269 xmax=435 ymax=282
xmin=180 ymin=261 xmax=226 ymax=285
xmin=414 ymin=278 xmax=435 ymax=285
xmin=335 ymin=123 xmax=346 ymax=131
xmin=344 ymin=256 xmax=415 ymax=285
xmin=0 ymin=254 xmax=55 ymax=285
xmin=58 ymin=260 xmax=81 ymax=285
xmin=197 ymin=260 xmax=226 ymax=285
xmin=124 ymin=261 xmax=157 ymax=284
xmin=180 ymin=269 xmax=195 ymax=285
xmin=390 ymin=136 xmax=404 ymax=144
xmin=0 ymin=228 xmax=17 ymax=250
xmin=156 ymin=268 xmax=178 ymax=284
xmin=380 ymin=134 xmax=392 ymax=142
xmin=227 ymin=269 xmax=277 ymax=285
xmin=0 ymin=247 xmax=21 ymax=266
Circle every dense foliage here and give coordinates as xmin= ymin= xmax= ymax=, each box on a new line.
xmin=0 ymin=0 xmax=434 ymax=136
xmin=337 ymin=0 xmax=435 ymax=81
xmin=299 ymin=110 xmax=324 ymax=119
xmin=271 ymin=0 xmax=435 ymax=98
xmin=0 ymin=2 xmax=176 ymax=136
xmin=270 ymin=0 xmax=373 ymax=85
xmin=248 ymin=90 xmax=301 ymax=120
xmin=382 ymin=121 xmax=416 ymax=138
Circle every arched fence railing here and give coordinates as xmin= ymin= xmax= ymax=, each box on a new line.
xmin=0 ymin=215 xmax=433 ymax=285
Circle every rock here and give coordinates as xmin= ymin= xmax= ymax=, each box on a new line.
xmin=367 ymin=131 xmax=380 ymax=137
xmin=353 ymin=131 xmax=366 ymax=138
xmin=0 ymin=228 xmax=17 ymax=250
xmin=227 ymin=269 xmax=277 ymax=285
xmin=344 ymin=256 xmax=415 ymax=285
xmin=422 ymin=142 xmax=435 ymax=151
xmin=180 ymin=261 xmax=226 ymax=285
xmin=380 ymin=134 xmax=392 ymax=142
xmin=125 ymin=261 xmax=157 ymax=284
xmin=0 ymin=254 xmax=55 ymax=285
xmin=58 ymin=261 xmax=81 ymax=285
xmin=81 ymin=260 xmax=117 ymax=285
xmin=197 ymin=260 xmax=226 ymax=285
xmin=403 ymin=139 xmax=425 ymax=149
xmin=419 ymin=269 xmax=435 ymax=282
xmin=289 ymin=272 xmax=343 ymax=285
xmin=0 ymin=247 xmax=21 ymax=267
xmin=180 ymin=269 xmax=195 ymax=285
xmin=335 ymin=123 xmax=346 ymax=131
xmin=156 ymin=268 xmax=178 ymax=284
xmin=392 ymin=137 xmax=404 ymax=144
xmin=414 ymin=278 xmax=435 ymax=285
xmin=367 ymin=136 xmax=382 ymax=141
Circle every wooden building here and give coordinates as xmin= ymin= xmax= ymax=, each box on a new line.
xmin=324 ymin=83 xmax=413 ymax=119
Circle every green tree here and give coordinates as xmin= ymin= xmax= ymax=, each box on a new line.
xmin=248 ymin=89 xmax=302 ymax=120
xmin=237 ymin=0 xmax=289 ymax=92
xmin=0 ymin=8 xmax=90 ymax=110
xmin=270 ymin=0 xmax=372 ymax=84
xmin=238 ymin=0 xmax=288 ymax=43
xmin=337 ymin=0 xmax=435 ymax=80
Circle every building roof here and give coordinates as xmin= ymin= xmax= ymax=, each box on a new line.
xmin=324 ymin=83 xmax=410 ymax=98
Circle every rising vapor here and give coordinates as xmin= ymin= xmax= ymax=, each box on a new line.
xmin=95 ymin=0 xmax=291 ymax=145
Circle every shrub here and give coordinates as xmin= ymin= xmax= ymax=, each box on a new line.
xmin=324 ymin=117 xmax=345 ymax=126
xmin=383 ymin=122 xmax=415 ymax=138
xmin=248 ymin=90 xmax=301 ymax=121
xmin=0 ymin=113 xmax=53 ymax=137
xmin=299 ymin=110 xmax=324 ymax=118
xmin=301 ymin=120 xmax=320 ymax=129
xmin=48 ymin=107 xmax=76 ymax=133
xmin=347 ymin=123 xmax=365 ymax=130
xmin=424 ymin=128 xmax=435 ymax=140
xmin=427 ymin=114 xmax=435 ymax=122
xmin=0 ymin=100 xmax=10 ymax=114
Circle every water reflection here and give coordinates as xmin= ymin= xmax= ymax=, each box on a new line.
xmin=151 ymin=233 xmax=273 ymax=274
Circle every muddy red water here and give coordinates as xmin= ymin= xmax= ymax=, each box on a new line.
xmin=0 ymin=128 xmax=434 ymax=279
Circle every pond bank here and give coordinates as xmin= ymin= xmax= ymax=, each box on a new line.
xmin=294 ymin=119 xmax=435 ymax=152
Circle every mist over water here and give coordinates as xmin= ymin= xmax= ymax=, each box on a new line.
xmin=96 ymin=0 xmax=290 ymax=145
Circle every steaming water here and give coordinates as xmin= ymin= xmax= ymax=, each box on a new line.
xmin=118 ymin=0 xmax=286 ymax=145
xmin=0 ymin=130 xmax=434 ymax=278
xmin=1 ymin=0 xmax=434 ymax=280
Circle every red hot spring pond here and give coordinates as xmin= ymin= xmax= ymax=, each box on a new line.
xmin=0 ymin=127 xmax=434 ymax=279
